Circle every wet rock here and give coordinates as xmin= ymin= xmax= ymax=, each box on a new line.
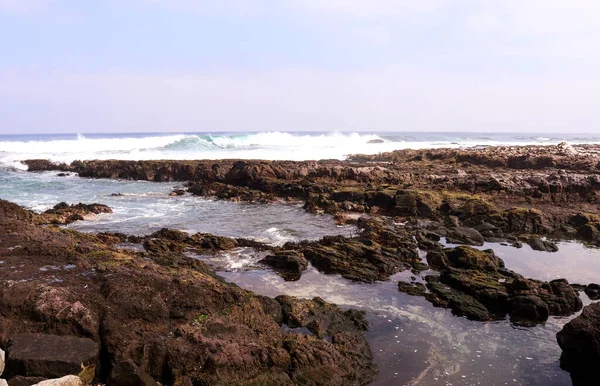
xmin=425 ymin=277 xmax=492 ymax=321
xmin=527 ymin=238 xmax=559 ymax=252
xmin=22 ymin=160 xmax=65 ymax=172
xmin=397 ymin=281 xmax=426 ymax=296
xmin=259 ymin=251 xmax=308 ymax=281
xmin=557 ymin=302 xmax=600 ymax=385
xmin=426 ymin=250 xmax=448 ymax=270
xmin=584 ymin=283 xmax=600 ymax=300
xmin=508 ymin=278 xmax=582 ymax=326
xmin=445 ymin=246 xmax=503 ymax=271
xmin=38 ymin=203 xmax=112 ymax=225
xmin=109 ymin=360 xmax=158 ymax=386
xmin=508 ymin=295 xmax=549 ymax=326
xmin=276 ymin=296 xmax=377 ymax=384
xmin=5 ymin=334 xmax=98 ymax=379
xmin=169 ymin=189 xmax=186 ymax=196
xmin=421 ymin=246 xmax=581 ymax=324
xmin=445 ymin=227 xmax=485 ymax=246
xmin=416 ymin=230 xmax=443 ymax=251
xmin=56 ymin=173 xmax=70 ymax=177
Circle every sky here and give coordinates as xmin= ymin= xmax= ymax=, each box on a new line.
xmin=0 ymin=0 xmax=599 ymax=134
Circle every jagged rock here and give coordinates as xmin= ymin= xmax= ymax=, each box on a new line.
xmin=37 ymin=203 xmax=112 ymax=225
xmin=557 ymin=302 xmax=600 ymax=385
xmin=5 ymin=334 xmax=98 ymax=379
xmin=445 ymin=246 xmax=503 ymax=271
xmin=259 ymin=251 xmax=308 ymax=281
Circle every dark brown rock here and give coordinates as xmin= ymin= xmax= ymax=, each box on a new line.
xmin=259 ymin=251 xmax=308 ymax=281
xmin=6 ymin=334 xmax=98 ymax=379
xmin=109 ymin=360 xmax=158 ymax=386
xmin=557 ymin=302 xmax=600 ymax=385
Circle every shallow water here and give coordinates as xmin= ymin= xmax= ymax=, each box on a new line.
xmin=444 ymin=239 xmax=600 ymax=285
xmin=0 ymin=169 xmax=352 ymax=244
xmin=205 ymin=255 xmax=597 ymax=386
xmin=2 ymin=169 xmax=600 ymax=385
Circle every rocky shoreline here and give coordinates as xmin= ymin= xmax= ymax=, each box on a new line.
xmin=2 ymin=143 xmax=599 ymax=384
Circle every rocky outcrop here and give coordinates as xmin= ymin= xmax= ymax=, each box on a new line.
xmin=259 ymin=251 xmax=309 ymax=281
xmin=38 ymin=203 xmax=112 ymax=225
xmin=423 ymin=246 xmax=582 ymax=324
xmin=287 ymin=218 xmax=420 ymax=282
xmin=557 ymin=302 xmax=600 ymax=385
xmin=0 ymin=200 xmax=377 ymax=386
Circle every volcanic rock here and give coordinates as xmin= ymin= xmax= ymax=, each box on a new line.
xmin=5 ymin=334 xmax=98 ymax=379
xmin=557 ymin=302 xmax=600 ymax=385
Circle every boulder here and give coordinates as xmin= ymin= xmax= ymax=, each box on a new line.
xmin=527 ymin=238 xmax=559 ymax=252
xmin=445 ymin=227 xmax=485 ymax=246
xmin=6 ymin=334 xmax=98 ymax=379
xmin=557 ymin=302 xmax=600 ymax=385
xmin=259 ymin=251 xmax=308 ymax=281
xmin=584 ymin=283 xmax=600 ymax=300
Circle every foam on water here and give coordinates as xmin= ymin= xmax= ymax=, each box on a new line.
xmin=1 ymin=131 xmax=599 ymax=165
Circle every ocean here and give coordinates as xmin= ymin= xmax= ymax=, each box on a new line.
xmin=1 ymin=131 xmax=600 ymax=169
xmin=1 ymin=130 xmax=598 ymax=385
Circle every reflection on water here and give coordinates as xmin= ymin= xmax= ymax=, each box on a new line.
xmin=444 ymin=238 xmax=600 ymax=285
xmin=211 ymin=250 xmax=599 ymax=386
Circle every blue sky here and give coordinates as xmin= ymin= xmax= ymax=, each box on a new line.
xmin=1 ymin=0 xmax=599 ymax=133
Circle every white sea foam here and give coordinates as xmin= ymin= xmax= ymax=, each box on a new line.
xmin=0 ymin=131 xmax=598 ymax=166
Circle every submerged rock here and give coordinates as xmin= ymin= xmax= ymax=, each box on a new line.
xmin=557 ymin=302 xmax=600 ymax=385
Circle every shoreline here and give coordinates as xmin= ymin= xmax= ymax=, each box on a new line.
xmin=1 ymin=143 xmax=599 ymax=384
